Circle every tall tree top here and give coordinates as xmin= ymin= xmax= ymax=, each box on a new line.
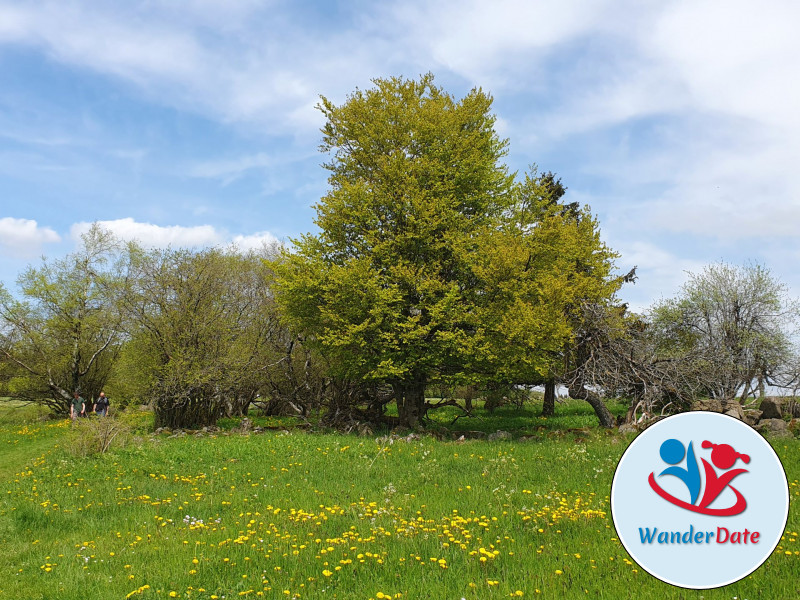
xmin=312 ymin=74 xmax=513 ymax=263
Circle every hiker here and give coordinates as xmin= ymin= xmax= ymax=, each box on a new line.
xmin=70 ymin=391 xmax=86 ymax=420
xmin=94 ymin=391 xmax=110 ymax=416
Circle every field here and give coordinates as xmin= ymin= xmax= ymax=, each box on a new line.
xmin=0 ymin=400 xmax=798 ymax=599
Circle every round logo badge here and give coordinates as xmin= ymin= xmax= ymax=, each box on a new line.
xmin=611 ymin=411 xmax=789 ymax=589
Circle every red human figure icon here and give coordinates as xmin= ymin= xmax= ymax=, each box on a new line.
xmin=698 ymin=441 xmax=750 ymax=511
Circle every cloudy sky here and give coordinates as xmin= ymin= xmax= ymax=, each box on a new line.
xmin=1 ymin=0 xmax=798 ymax=310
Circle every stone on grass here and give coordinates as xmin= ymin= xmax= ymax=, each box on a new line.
xmin=755 ymin=418 xmax=793 ymax=439
xmin=742 ymin=410 xmax=763 ymax=426
xmin=722 ymin=401 xmax=744 ymax=421
xmin=691 ymin=399 xmax=723 ymax=413
xmin=759 ymin=398 xmax=783 ymax=420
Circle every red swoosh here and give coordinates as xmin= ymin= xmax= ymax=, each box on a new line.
xmin=648 ymin=472 xmax=747 ymax=516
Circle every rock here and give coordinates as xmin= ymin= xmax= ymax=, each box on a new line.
xmin=786 ymin=401 xmax=800 ymax=418
xmin=759 ymin=398 xmax=783 ymax=420
xmin=743 ymin=409 xmax=763 ymax=426
xmin=488 ymin=430 xmax=513 ymax=441
xmin=457 ymin=431 xmax=487 ymax=439
xmin=755 ymin=418 xmax=793 ymax=438
xmin=722 ymin=401 xmax=744 ymax=420
xmin=517 ymin=435 xmax=539 ymax=442
xmin=618 ymin=423 xmax=639 ymax=435
xmin=691 ymin=399 xmax=723 ymax=413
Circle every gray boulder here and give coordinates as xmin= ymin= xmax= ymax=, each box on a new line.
xmin=691 ymin=399 xmax=723 ymax=413
xmin=755 ymin=418 xmax=793 ymax=439
xmin=759 ymin=397 xmax=783 ymax=420
xmin=722 ymin=401 xmax=744 ymax=420
xmin=742 ymin=409 xmax=763 ymax=426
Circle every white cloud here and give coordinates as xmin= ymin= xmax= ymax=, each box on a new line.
xmin=231 ymin=231 xmax=280 ymax=251
xmin=0 ymin=217 xmax=61 ymax=258
xmin=610 ymin=240 xmax=707 ymax=313
xmin=69 ymin=218 xmax=282 ymax=253
xmin=646 ymin=0 xmax=800 ymax=129
xmin=0 ymin=2 xmax=368 ymax=136
xmin=384 ymin=0 xmax=626 ymax=85
xmin=188 ymin=153 xmax=274 ymax=182
xmin=70 ymin=218 xmax=221 ymax=247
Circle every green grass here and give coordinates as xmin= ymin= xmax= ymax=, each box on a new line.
xmin=0 ymin=400 xmax=798 ymax=599
xmin=425 ymin=397 xmax=630 ymax=434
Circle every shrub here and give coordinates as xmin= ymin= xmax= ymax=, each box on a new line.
xmin=64 ymin=415 xmax=133 ymax=457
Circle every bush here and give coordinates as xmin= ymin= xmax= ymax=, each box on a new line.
xmin=64 ymin=415 xmax=133 ymax=457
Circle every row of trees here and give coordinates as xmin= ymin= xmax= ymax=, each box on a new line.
xmin=0 ymin=229 xmax=322 ymax=428
xmin=1 ymin=75 xmax=797 ymax=429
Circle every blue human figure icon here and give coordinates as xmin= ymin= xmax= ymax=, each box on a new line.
xmin=658 ymin=438 xmax=701 ymax=505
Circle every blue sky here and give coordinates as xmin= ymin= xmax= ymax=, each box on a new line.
xmin=1 ymin=0 xmax=799 ymax=311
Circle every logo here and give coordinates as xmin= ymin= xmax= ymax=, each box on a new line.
xmin=648 ymin=439 xmax=749 ymax=516
xmin=611 ymin=412 xmax=789 ymax=589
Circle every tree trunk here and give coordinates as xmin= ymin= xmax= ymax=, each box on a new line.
xmin=542 ymin=379 xmax=556 ymax=417
xmin=155 ymin=396 xmax=221 ymax=429
xmin=463 ymin=384 xmax=476 ymax=412
xmin=739 ymin=380 xmax=751 ymax=403
xmin=396 ymin=379 xmax=426 ymax=429
xmin=568 ymin=383 xmax=614 ymax=428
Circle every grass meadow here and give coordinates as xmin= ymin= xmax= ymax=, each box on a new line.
xmin=0 ymin=400 xmax=798 ymax=599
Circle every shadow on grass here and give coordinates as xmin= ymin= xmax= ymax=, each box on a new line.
xmin=212 ymin=397 xmax=631 ymax=438
xmin=424 ymin=397 xmax=629 ymax=436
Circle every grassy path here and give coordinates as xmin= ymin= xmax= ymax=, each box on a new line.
xmin=0 ymin=403 xmax=66 ymax=479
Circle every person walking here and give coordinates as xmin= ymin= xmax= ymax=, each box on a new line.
xmin=94 ymin=391 xmax=110 ymax=416
xmin=70 ymin=391 xmax=86 ymax=421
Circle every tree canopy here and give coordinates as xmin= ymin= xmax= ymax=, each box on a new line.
xmin=0 ymin=226 xmax=123 ymax=414
xmin=651 ymin=262 xmax=798 ymax=401
xmin=274 ymin=74 xmax=621 ymax=427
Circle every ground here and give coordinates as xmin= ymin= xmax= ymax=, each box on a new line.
xmin=0 ymin=399 xmax=798 ymax=599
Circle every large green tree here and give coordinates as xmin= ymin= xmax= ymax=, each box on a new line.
xmin=275 ymin=75 xmax=620 ymax=427
xmin=472 ymin=168 xmax=620 ymax=425
xmin=276 ymin=75 xmax=513 ymax=427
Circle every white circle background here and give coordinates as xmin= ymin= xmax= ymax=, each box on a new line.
xmin=611 ymin=412 xmax=789 ymax=589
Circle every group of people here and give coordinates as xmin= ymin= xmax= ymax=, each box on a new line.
xmin=70 ymin=391 xmax=110 ymax=420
